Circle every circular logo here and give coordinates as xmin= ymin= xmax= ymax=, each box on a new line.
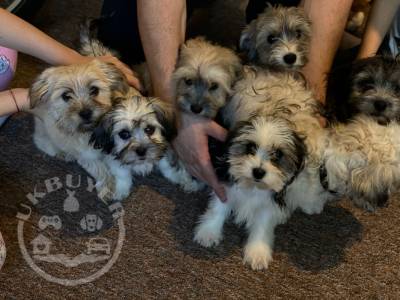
xmin=0 ymin=230 xmax=6 ymax=270
xmin=17 ymin=174 xmax=125 ymax=286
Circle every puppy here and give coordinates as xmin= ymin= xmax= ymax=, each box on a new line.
xmin=90 ymin=95 xmax=176 ymax=198
xmin=158 ymin=37 xmax=242 ymax=192
xmin=30 ymin=59 xmax=129 ymax=201
xmin=328 ymin=55 xmax=400 ymax=124
xmin=173 ymin=37 xmax=242 ymax=118
xmin=224 ymin=66 xmax=328 ymax=215
xmin=320 ymin=116 xmax=400 ymax=211
xmin=194 ymin=116 xmax=306 ymax=270
xmin=240 ymin=5 xmax=311 ymax=71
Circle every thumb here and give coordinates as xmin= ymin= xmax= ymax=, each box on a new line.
xmin=205 ymin=120 xmax=228 ymax=142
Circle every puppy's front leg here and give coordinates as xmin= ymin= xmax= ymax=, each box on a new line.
xmin=106 ymin=157 xmax=133 ymax=201
xmin=33 ymin=118 xmax=61 ymax=157
xmin=78 ymin=158 xmax=115 ymax=202
xmin=194 ymin=193 xmax=231 ymax=247
xmin=243 ymin=211 xmax=275 ymax=270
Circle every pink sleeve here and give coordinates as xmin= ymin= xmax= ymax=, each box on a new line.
xmin=0 ymin=46 xmax=18 ymax=91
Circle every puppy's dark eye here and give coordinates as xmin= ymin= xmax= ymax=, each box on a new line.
xmin=144 ymin=125 xmax=155 ymax=136
xmin=184 ymin=78 xmax=193 ymax=86
xmin=118 ymin=129 xmax=131 ymax=140
xmin=393 ymin=84 xmax=400 ymax=94
xmin=209 ymin=82 xmax=219 ymax=91
xmin=357 ymin=78 xmax=375 ymax=92
xmin=245 ymin=142 xmax=257 ymax=155
xmin=267 ymin=34 xmax=278 ymax=44
xmin=90 ymin=86 xmax=99 ymax=96
xmin=61 ymin=92 xmax=72 ymax=102
xmin=296 ymin=30 xmax=302 ymax=39
xmin=272 ymin=149 xmax=284 ymax=161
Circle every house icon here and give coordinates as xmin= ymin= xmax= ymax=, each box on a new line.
xmin=31 ymin=234 xmax=52 ymax=255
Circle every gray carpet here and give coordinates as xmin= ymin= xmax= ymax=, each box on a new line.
xmin=1 ymin=0 xmax=400 ymax=298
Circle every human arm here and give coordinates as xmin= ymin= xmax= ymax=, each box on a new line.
xmin=301 ymin=0 xmax=353 ymax=103
xmin=0 ymin=8 xmax=140 ymax=88
xmin=137 ymin=0 xmax=186 ymax=101
xmin=137 ymin=0 xmax=227 ymax=200
xmin=357 ymin=0 xmax=400 ymax=59
xmin=0 ymin=88 xmax=29 ymax=116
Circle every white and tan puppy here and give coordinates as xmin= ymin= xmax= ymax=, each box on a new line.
xmin=30 ymin=60 xmax=129 ymax=201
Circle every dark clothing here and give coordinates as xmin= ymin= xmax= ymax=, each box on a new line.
xmin=98 ymin=0 xmax=299 ymax=64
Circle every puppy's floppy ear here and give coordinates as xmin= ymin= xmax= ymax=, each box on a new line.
xmin=29 ymin=67 xmax=56 ymax=109
xmin=95 ymin=60 xmax=130 ymax=97
xmin=89 ymin=112 xmax=115 ymax=154
xmin=149 ymin=97 xmax=177 ymax=142
xmin=239 ymin=20 xmax=257 ymax=61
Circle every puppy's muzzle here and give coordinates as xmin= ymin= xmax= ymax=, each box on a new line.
xmin=373 ymin=99 xmax=388 ymax=112
xmin=190 ymin=104 xmax=203 ymax=114
xmin=79 ymin=108 xmax=93 ymax=122
xmin=283 ymin=53 xmax=297 ymax=65
xmin=135 ymin=146 xmax=147 ymax=157
xmin=252 ymin=167 xmax=266 ymax=180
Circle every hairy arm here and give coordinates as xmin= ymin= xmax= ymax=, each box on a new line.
xmin=357 ymin=0 xmax=400 ymax=59
xmin=137 ymin=0 xmax=186 ymax=102
xmin=301 ymin=0 xmax=353 ymax=103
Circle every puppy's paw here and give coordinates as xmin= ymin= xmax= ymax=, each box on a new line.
xmin=243 ymin=242 xmax=273 ymax=270
xmin=96 ymin=179 xmax=115 ymax=203
xmin=193 ymin=223 xmax=223 ymax=248
xmin=301 ymin=200 xmax=325 ymax=215
xmin=113 ymin=186 xmax=131 ymax=202
xmin=182 ymin=179 xmax=205 ymax=193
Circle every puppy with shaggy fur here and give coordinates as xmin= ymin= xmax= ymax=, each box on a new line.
xmin=240 ymin=5 xmax=311 ymax=71
xmin=309 ymin=116 xmax=400 ymax=212
xmin=194 ymin=116 xmax=306 ymax=270
xmin=90 ymin=95 xmax=176 ymax=199
xmin=158 ymin=37 xmax=242 ymax=192
xmin=30 ymin=59 xmax=129 ymax=201
xmin=328 ymin=55 xmax=400 ymax=124
xmin=194 ymin=66 xmax=333 ymax=270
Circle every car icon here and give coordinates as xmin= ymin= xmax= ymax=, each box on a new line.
xmin=86 ymin=238 xmax=111 ymax=255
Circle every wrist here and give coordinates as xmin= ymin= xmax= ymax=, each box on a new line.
xmin=10 ymin=88 xmax=29 ymax=111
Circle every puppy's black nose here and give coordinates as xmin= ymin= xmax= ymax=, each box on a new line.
xmin=252 ymin=168 xmax=266 ymax=180
xmin=190 ymin=104 xmax=203 ymax=114
xmin=283 ymin=53 xmax=297 ymax=65
xmin=135 ymin=147 xmax=147 ymax=157
xmin=374 ymin=100 xmax=387 ymax=112
xmin=79 ymin=109 xmax=93 ymax=121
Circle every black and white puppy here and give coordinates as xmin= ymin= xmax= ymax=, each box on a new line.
xmin=90 ymin=95 xmax=176 ymax=200
xmin=194 ymin=116 xmax=306 ymax=270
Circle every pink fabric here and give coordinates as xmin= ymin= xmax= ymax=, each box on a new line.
xmin=0 ymin=46 xmax=18 ymax=91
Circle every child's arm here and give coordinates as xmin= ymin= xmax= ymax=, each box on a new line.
xmin=0 ymin=8 xmax=141 ymax=88
xmin=0 ymin=88 xmax=29 ymax=116
xmin=357 ymin=0 xmax=400 ymax=59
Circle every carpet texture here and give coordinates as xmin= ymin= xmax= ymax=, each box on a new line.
xmin=1 ymin=1 xmax=400 ymax=299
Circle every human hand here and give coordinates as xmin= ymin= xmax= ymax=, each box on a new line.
xmin=79 ymin=55 xmax=143 ymax=92
xmin=173 ymin=112 xmax=228 ymax=202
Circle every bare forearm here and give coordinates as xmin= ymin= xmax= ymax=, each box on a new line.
xmin=0 ymin=88 xmax=29 ymax=116
xmin=301 ymin=0 xmax=352 ymax=102
xmin=0 ymin=8 xmax=86 ymax=65
xmin=137 ymin=0 xmax=186 ymax=102
xmin=358 ymin=0 xmax=400 ymax=59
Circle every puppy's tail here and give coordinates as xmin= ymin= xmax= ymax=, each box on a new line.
xmin=79 ymin=19 xmax=119 ymax=57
